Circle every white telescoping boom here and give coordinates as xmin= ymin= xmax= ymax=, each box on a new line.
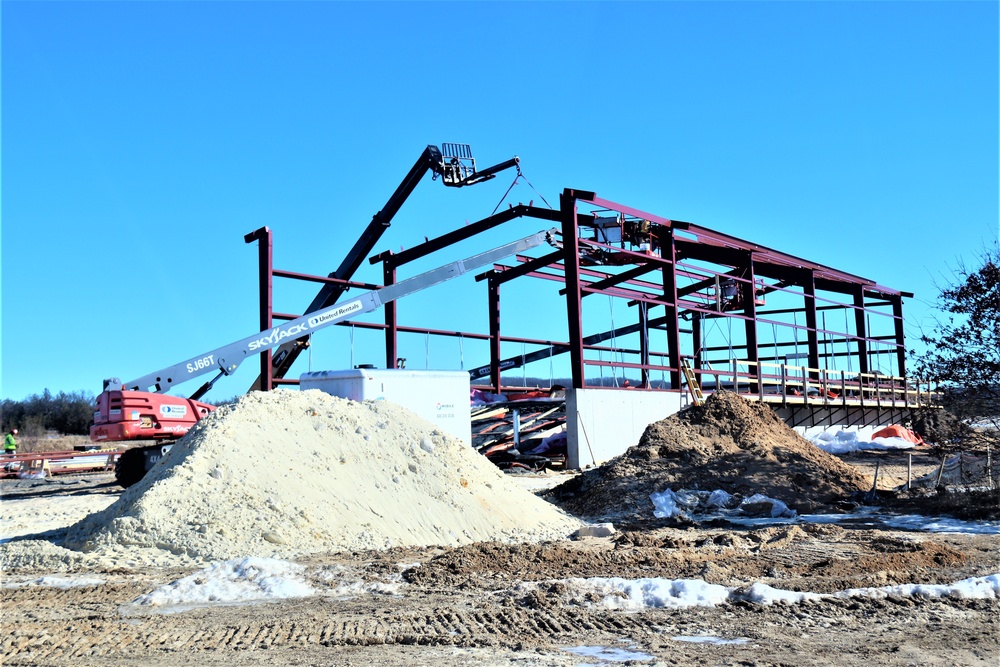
xmin=106 ymin=228 xmax=557 ymax=396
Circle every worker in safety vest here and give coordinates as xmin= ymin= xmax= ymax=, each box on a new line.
xmin=4 ymin=429 xmax=17 ymax=456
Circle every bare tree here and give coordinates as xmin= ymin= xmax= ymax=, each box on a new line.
xmin=913 ymin=242 xmax=1000 ymax=451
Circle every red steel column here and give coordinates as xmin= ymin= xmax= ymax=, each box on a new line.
xmin=853 ymin=286 xmax=870 ymax=375
xmin=244 ymin=227 xmax=273 ymax=391
xmin=660 ymin=228 xmax=681 ymax=390
xmin=383 ymin=258 xmax=397 ymax=370
xmin=741 ymin=253 xmax=760 ymax=392
xmin=891 ymin=294 xmax=906 ymax=377
xmin=488 ymin=275 xmax=502 ymax=391
xmin=560 ymin=190 xmax=585 ymax=389
xmin=803 ymin=270 xmax=820 ymax=380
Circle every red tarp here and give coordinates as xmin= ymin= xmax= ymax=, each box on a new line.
xmin=872 ymin=424 xmax=924 ymax=444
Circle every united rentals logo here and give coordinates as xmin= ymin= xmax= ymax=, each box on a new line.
xmin=160 ymin=404 xmax=188 ymax=418
xmin=309 ymin=300 xmax=363 ymax=328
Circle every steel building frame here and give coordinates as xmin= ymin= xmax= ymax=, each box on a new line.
xmin=249 ymin=188 xmax=931 ymax=410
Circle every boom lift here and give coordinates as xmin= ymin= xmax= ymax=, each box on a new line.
xmin=242 ymin=143 xmax=520 ymax=396
xmin=93 ymin=228 xmax=556 ymax=487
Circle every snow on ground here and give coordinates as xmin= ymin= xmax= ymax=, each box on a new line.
xmin=647 ymin=487 xmax=1000 ymax=535
xmin=3 ymin=575 xmax=105 ymax=589
xmin=670 ymin=635 xmax=750 ymax=645
xmin=520 ymin=573 xmax=1000 ymax=611
xmin=878 ymin=513 xmax=1000 ymax=535
xmin=127 ymin=557 xmax=314 ymax=612
xmin=14 ymin=554 xmax=999 ymax=615
xmin=809 ymin=430 xmax=916 ymax=454
xmin=564 ymin=645 xmax=655 ymax=662
xmin=117 ymin=557 xmax=409 ymax=614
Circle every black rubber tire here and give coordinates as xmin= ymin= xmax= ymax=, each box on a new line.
xmin=115 ymin=447 xmax=149 ymax=488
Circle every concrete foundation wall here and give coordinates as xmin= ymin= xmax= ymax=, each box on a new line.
xmin=563 ymin=389 xmax=918 ymax=469
xmin=566 ymin=389 xmax=688 ymax=468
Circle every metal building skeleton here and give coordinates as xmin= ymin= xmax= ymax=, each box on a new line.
xmin=249 ymin=186 xmax=933 ymax=420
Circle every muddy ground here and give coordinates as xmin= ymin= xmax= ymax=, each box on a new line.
xmin=3 ymin=466 xmax=999 ymax=667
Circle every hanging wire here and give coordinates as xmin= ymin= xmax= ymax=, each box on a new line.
xmin=308 ymin=333 xmax=313 ymax=372
xmin=491 ymin=170 xmax=521 ymax=216
xmin=792 ymin=310 xmax=799 ymax=363
xmin=727 ymin=317 xmax=733 ymax=362
xmin=772 ymin=322 xmax=778 ymax=364
xmin=459 ymin=334 xmax=465 ymax=371
xmin=727 ymin=316 xmax=735 ymax=390
xmin=425 ymin=332 xmax=430 ymax=370
xmin=518 ymin=168 xmax=553 ymax=209
xmin=549 ymin=345 xmax=554 ymax=388
xmin=608 ymin=296 xmax=619 ymax=387
xmin=490 ymin=164 xmax=554 ymax=216
xmin=845 ymin=309 xmax=853 ymax=374
xmin=867 ymin=313 xmax=873 ymax=373
xmin=349 ymin=325 xmax=355 ymax=369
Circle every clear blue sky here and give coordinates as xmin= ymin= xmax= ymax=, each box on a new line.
xmin=2 ymin=1 xmax=997 ymax=402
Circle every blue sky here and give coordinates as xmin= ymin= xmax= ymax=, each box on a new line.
xmin=2 ymin=1 xmax=997 ymax=402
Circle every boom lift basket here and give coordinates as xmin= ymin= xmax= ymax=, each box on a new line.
xmin=438 ymin=143 xmax=478 ymax=185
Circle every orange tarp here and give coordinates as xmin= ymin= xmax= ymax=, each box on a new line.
xmin=872 ymin=424 xmax=924 ymax=444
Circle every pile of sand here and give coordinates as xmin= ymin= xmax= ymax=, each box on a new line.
xmin=62 ymin=390 xmax=580 ymax=564
xmin=547 ymin=391 xmax=871 ymax=521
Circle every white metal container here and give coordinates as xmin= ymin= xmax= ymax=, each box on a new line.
xmin=299 ymin=369 xmax=471 ymax=445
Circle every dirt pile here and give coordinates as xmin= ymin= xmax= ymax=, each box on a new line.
xmin=62 ymin=390 xmax=580 ymax=565
xmin=547 ymin=391 xmax=871 ymax=521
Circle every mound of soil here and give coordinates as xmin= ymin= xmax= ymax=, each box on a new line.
xmin=547 ymin=391 xmax=871 ymax=521
xmin=62 ymin=390 xmax=580 ymax=565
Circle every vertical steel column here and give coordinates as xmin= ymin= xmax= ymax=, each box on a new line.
xmin=488 ymin=275 xmax=502 ymax=391
xmin=244 ymin=227 xmax=273 ymax=391
xmin=638 ymin=301 xmax=650 ymax=387
xmin=741 ymin=253 xmax=760 ymax=366
xmin=803 ymin=270 xmax=821 ymax=379
xmin=560 ymin=190 xmax=585 ymax=389
xmin=891 ymin=294 xmax=906 ymax=377
xmin=692 ymin=312 xmax=703 ymax=371
xmin=659 ymin=228 xmax=682 ymax=389
xmin=853 ymin=286 xmax=870 ymax=375
xmin=383 ymin=258 xmax=397 ymax=369
xmin=741 ymin=253 xmax=759 ymax=386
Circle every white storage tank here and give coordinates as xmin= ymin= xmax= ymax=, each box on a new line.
xmin=299 ymin=369 xmax=471 ymax=445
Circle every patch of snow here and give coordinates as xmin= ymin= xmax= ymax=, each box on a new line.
xmin=526 ymin=572 xmax=1000 ymax=610
xmin=671 ymin=635 xmax=750 ymax=645
xmin=810 ymin=430 xmax=915 ymax=454
xmin=877 ymin=514 xmax=1000 ymax=535
xmin=128 ymin=557 xmax=314 ymax=612
xmin=564 ymin=645 xmax=655 ymax=662
xmin=3 ymin=575 xmax=104 ymax=589
xmin=835 ymin=574 xmax=1000 ymax=601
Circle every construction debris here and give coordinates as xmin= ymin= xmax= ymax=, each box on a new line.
xmin=472 ymin=388 xmax=567 ymax=470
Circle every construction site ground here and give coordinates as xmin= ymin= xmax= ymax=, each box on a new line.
xmin=4 ymin=459 xmax=999 ymax=667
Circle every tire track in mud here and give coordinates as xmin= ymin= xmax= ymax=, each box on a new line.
xmin=4 ymin=600 xmax=658 ymax=664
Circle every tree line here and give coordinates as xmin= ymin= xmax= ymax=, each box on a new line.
xmin=1 ymin=389 xmax=95 ymax=437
